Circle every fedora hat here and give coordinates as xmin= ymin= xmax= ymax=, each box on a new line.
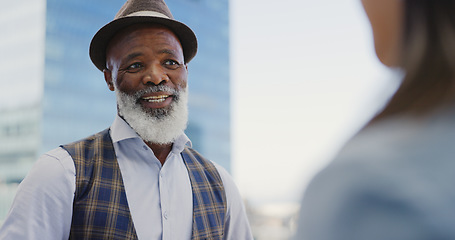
xmin=89 ymin=0 xmax=198 ymax=71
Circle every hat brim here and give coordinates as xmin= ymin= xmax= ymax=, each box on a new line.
xmin=89 ymin=16 xmax=198 ymax=71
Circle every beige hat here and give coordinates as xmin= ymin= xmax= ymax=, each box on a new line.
xmin=89 ymin=0 xmax=198 ymax=71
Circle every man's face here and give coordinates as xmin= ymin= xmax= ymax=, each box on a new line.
xmin=104 ymin=24 xmax=189 ymax=144
xmin=105 ymin=24 xmax=188 ymax=113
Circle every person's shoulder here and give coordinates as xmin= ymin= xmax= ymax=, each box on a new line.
xmin=181 ymin=147 xmax=233 ymax=184
xmin=299 ymin=110 xmax=455 ymax=240
xmin=17 ymin=147 xmax=76 ymax=199
xmin=211 ymin=161 xmax=232 ymax=183
xmin=183 ymin=147 xmax=234 ymax=183
xmin=338 ymin=110 xmax=455 ymax=165
xmin=62 ymin=128 xmax=111 ymax=148
xmin=41 ymin=147 xmax=74 ymax=166
xmin=307 ymin=109 xmax=455 ymax=209
xmin=210 ymin=161 xmax=244 ymax=202
xmin=38 ymin=147 xmax=75 ymax=174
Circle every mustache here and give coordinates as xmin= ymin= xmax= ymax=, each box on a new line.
xmin=128 ymin=85 xmax=181 ymax=100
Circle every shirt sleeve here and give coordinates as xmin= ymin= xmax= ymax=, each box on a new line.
xmin=0 ymin=147 xmax=75 ymax=240
xmin=213 ymin=163 xmax=254 ymax=240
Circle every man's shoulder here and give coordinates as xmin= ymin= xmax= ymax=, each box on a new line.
xmin=181 ymin=147 xmax=217 ymax=171
xmin=62 ymin=128 xmax=111 ymax=149
xmin=182 ymin=146 xmax=208 ymax=161
xmin=60 ymin=128 xmax=114 ymax=166
xmin=182 ymin=147 xmax=236 ymax=190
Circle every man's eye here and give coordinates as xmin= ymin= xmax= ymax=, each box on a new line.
xmin=164 ymin=60 xmax=180 ymax=69
xmin=126 ymin=62 xmax=143 ymax=72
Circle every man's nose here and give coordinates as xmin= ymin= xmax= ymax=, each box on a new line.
xmin=142 ymin=66 xmax=169 ymax=85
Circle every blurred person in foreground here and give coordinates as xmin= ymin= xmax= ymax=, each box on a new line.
xmin=295 ymin=0 xmax=455 ymax=239
xmin=0 ymin=0 xmax=252 ymax=239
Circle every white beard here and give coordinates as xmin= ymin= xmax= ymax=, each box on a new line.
xmin=115 ymin=85 xmax=188 ymax=145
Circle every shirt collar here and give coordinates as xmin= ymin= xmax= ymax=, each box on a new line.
xmin=110 ymin=115 xmax=192 ymax=153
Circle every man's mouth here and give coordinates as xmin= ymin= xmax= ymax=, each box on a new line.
xmin=141 ymin=95 xmax=170 ymax=103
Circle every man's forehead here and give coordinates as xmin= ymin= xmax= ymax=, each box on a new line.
xmin=105 ymin=26 xmax=185 ymax=68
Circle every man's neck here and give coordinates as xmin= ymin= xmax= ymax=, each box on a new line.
xmin=145 ymin=141 xmax=173 ymax=165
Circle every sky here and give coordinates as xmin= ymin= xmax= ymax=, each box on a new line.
xmin=230 ymin=0 xmax=400 ymax=206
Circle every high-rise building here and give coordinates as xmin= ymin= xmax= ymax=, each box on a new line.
xmin=0 ymin=0 xmax=46 ymax=224
xmin=0 ymin=0 xmax=231 ymax=224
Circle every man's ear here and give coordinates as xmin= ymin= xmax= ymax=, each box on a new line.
xmin=103 ymin=69 xmax=115 ymax=91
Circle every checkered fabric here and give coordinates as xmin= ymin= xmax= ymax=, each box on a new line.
xmin=62 ymin=129 xmax=138 ymax=240
xmin=62 ymin=129 xmax=227 ymax=239
xmin=182 ymin=148 xmax=227 ymax=240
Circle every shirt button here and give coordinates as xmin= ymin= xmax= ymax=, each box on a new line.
xmin=164 ymin=211 xmax=168 ymax=219
xmin=143 ymin=145 xmax=148 ymax=150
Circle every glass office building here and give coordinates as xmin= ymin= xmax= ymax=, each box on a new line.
xmin=168 ymin=0 xmax=231 ymax=171
xmin=42 ymin=0 xmax=121 ymax=152
xmin=0 ymin=0 xmax=45 ymax=224
xmin=42 ymin=0 xmax=231 ymax=171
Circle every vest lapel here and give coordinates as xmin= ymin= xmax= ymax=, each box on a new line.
xmin=182 ymin=147 xmax=227 ymax=240
xmin=63 ymin=129 xmax=138 ymax=240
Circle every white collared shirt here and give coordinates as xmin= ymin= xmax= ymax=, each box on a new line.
xmin=0 ymin=116 xmax=253 ymax=240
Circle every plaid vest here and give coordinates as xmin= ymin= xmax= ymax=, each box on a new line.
xmin=62 ymin=129 xmax=227 ymax=240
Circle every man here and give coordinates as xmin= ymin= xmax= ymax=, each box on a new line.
xmin=0 ymin=0 xmax=253 ymax=239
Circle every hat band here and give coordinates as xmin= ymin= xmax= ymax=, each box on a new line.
xmin=125 ymin=10 xmax=170 ymax=19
